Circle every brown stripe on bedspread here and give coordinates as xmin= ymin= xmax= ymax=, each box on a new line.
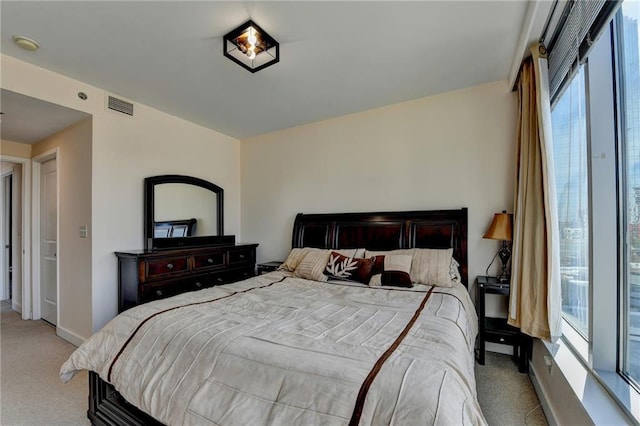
xmin=349 ymin=286 xmax=435 ymax=426
xmin=107 ymin=276 xmax=288 ymax=383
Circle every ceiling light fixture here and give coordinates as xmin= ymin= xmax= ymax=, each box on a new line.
xmin=223 ymin=20 xmax=279 ymax=73
xmin=12 ymin=35 xmax=40 ymax=52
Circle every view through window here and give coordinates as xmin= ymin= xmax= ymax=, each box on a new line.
xmin=551 ymin=67 xmax=589 ymax=338
xmin=621 ymin=0 xmax=640 ymax=385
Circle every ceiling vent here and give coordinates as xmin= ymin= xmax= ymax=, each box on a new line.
xmin=107 ymin=95 xmax=134 ymax=117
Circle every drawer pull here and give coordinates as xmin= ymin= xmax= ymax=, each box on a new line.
xmin=499 ymin=337 xmax=505 ymax=343
xmin=243 ymin=272 xmax=249 ymax=277
xmin=207 ymin=258 xmax=214 ymax=264
xmin=239 ymin=254 xmax=245 ymax=260
xmin=216 ymin=277 xmax=224 ymax=283
xmin=195 ymin=282 xmax=202 ymax=288
xmin=156 ymin=290 xmax=163 ymax=297
xmin=166 ymin=263 xmax=174 ymax=270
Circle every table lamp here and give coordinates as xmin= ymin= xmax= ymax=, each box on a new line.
xmin=483 ymin=210 xmax=513 ymax=283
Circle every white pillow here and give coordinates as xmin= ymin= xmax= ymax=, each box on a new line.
xmin=279 ymin=247 xmax=363 ymax=272
xmin=293 ymin=250 xmax=331 ymax=282
xmin=450 ymin=258 xmax=462 ymax=282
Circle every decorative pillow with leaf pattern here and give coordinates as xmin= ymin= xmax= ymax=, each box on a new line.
xmin=324 ymin=251 xmax=375 ymax=284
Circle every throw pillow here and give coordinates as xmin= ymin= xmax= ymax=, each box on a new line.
xmin=324 ymin=251 xmax=375 ymax=284
xmin=369 ymin=254 xmax=413 ymax=288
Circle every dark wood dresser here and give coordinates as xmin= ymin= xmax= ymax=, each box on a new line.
xmin=115 ymin=243 xmax=258 ymax=312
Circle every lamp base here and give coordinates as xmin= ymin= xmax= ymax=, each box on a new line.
xmin=497 ymin=240 xmax=511 ymax=284
xmin=497 ymin=274 xmax=510 ymax=284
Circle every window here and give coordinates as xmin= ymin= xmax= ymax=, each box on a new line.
xmin=620 ymin=0 xmax=640 ymax=387
xmin=551 ymin=67 xmax=590 ymax=338
xmin=547 ymin=0 xmax=640 ymax=420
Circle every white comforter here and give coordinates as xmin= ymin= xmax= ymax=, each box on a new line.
xmin=61 ymin=271 xmax=486 ymax=425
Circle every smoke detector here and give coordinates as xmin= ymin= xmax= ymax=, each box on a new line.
xmin=12 ymin=35 xmax=39 ymax=52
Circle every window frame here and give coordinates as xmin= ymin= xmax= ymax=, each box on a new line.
xmin=549 ymin=7 xmax=640 ymax=422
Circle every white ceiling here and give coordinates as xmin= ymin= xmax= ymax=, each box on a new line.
xmin=1 ymin=89 xmax=90 ymax=144
xmin=1 ymin=1 xmax=533 ymax=140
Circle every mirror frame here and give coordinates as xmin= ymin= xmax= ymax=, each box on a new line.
xmin=144 ymin=174 xmax=231 ymax=250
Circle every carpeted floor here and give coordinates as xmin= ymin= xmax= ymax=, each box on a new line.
xmin=475 ymin=351 xmax=548 ymax=425
xmin=1 ymin=301 xmax=546 ymax=425
xmin=0 ymin=302 xmax=88 ymax=426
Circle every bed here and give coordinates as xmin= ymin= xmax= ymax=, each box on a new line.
xmin=61 ymin=208 xmax=486 ymax=425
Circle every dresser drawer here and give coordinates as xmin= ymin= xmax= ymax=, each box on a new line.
xmin=229 ymin=249 xmax=253 ymax=265
xmin=211 ymin=267 xmax=255 ymax=286
xmin=142 ymin=276 xmax=208 ymax=303
xmin=224 ymin=267 xmax=255 ymax=283
xmin=146 ymin=257 xmax=189 ymax=277
xmin=193 ymin=252 xmax=225 ymax=270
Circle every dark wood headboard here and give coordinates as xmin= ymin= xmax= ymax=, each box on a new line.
xmin=292 ymin=208 xmax=468 ymax=287
xmin=154 ymin=218 xmax=197 ymax=238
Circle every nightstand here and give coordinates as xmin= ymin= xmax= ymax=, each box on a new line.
xmin=476 ymin=275 xmax=530 ymax=373
xmin=257 ymin=261 xmax=283 ymax=275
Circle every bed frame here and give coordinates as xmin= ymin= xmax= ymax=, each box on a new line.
xmin=87 ymin=208 xmax=468 ymax=425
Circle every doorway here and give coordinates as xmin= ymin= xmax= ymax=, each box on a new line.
xmin=0 ymin=158 xmax=30 ymax=320
xmin=1 ymin=89 xmax=91 ymax=337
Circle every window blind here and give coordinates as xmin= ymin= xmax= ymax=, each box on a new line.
xmin=547 ymin=0 xmax=621 ymax=101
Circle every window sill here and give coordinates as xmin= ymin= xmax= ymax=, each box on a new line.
xmin=539 ymin=339 xmax=636 ymax=425
xmin=594 ymin=369 xmax=640 ymax=425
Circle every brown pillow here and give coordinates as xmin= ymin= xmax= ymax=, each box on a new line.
xmin=369 ymin=254 xmax=413 ymax=288
xmin=366 ymin=248 xmax=453 ymax=287
xmin=324 ymin=251 xmax=375 ymax=284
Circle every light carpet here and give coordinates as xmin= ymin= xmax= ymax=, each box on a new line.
xmin=475 ymin=351 xmax=548 ymax=425
xmin=1 ymin=302 xmax=546 ymax=425
xmin=0 ymin=302 xmax=88 ymax=426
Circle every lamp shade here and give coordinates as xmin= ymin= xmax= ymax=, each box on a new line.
xmin=483 ymin=211 xmax=513 ymax=241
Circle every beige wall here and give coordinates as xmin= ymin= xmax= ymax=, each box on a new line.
xmin=3 ymin=53 xmax=514 ymax=337
xmin=2 ymin=54 xmax=242 ymax=335
xmin=241 ymin=80 xmax=517 ymax=297
xmin=33 ymin=118 xmax=93 ymax=340
xmin=1 ymin=140 xmax=32 ymax=158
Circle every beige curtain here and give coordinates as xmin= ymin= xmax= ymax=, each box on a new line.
xmin=508 ymin=43 xmax=562 ymax=341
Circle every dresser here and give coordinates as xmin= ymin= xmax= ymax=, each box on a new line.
xmin=115 ymin=243 xmax=258 ymax=312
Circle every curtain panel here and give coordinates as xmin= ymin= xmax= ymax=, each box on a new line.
xmin=509 ymin=43 xmax=562 ymax=341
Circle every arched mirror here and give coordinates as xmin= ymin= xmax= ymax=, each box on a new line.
xmin=144 ymin=175 xmax=232 ymax=250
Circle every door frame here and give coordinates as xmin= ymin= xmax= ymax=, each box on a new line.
xmin=31 ymin=148 xmax=59 ymax=323
xmin=0 ymin=166 xmax=14 ymax=300
xmin=0 ymin=155 xmax=31 ymax=320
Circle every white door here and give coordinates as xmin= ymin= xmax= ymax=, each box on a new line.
xmin=40 ymin=158 xmax=57 ymax=325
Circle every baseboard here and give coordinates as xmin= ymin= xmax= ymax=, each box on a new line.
xmin=11 ymin=301 xmax=21 ymax=313
xmin=56 ymin=326 xmax=86 ymax=347
xmin=529 ymin=360 xmax=559 ymax=426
